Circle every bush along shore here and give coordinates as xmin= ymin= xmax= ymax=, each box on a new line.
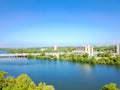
xmin=27 ymin=53 xmax=120 ymax=65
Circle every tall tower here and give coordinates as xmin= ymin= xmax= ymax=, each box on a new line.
xmin=116 ymin=45 xmax=120 ymax=55
xmin=87 ymin=45 xmax=93 ymax=56
xmin=84 ymin=45 xmax=93 ymax=56
xmin=54 ymin=45 xmax=57 ymax=51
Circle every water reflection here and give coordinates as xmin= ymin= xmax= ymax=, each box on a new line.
xmin=0 ymin=58 xmax=120 ymax=90
xmin=77 ymin=63 xmax=95 ymax=72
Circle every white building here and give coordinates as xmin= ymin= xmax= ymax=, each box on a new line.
xmin=41 ymin=48 xmax=46 ymax=51
xmin=116 ymin=45 xmax=120 ymax=55
xmin=54 ymin=45 xmax=57 ymax=51
xmin=87 ymin=45 xmax=93 ymax=56
xmin=73 ymin=45 xmax=93 ymax=56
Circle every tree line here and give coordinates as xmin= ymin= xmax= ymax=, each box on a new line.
xmin=94 ymin=45 xmax=116 ymax=53
xmin=27 ymin=53 xmax=120 ymax=65
xmin=1 ymin=47 xmax=75 ymax=54
xmin=0 ymin=71 xmax=55 ymax=90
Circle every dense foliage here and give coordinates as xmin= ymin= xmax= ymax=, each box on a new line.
xmin=1 ymin=47 xmax=75 ymax=54
xmin=27 ymin=53 xmax=120 ymax=65
xmin=94 ymin=45 xmax=116 ymax=52
xmin=1 ymin=45 xmax=116 ymax=54
xmin=101 ymin=83 xmax=120 ymax=90
xmin=97 ymin=52 xmax=111 ymax=57
xmin=0 ymin=71 xmax=55 ymax=90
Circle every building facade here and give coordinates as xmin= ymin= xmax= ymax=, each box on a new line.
xmin=73 ymin=45 xmax=93 ymax=56
xmin=116 ymin=45 xmax=120 ymax=55
xmin=54 ymin=45 xmax=57 ymax=51
xmin=87 ymin=45 xmax=93 ymax=56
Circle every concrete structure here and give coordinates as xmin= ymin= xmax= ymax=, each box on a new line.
xmin=41 ymin=48 xmax=46 ymax=51
xmin=0 ymin=53 xmax=27 ymax=58
xmin=0 ymin=53 xmax=40 ymax=58
xmin=116 ymin=45 xmax=120 ymax=55
xmin=87 ymin=45 xmax=93 ymax=56
xmin=73 ymin=45 xmax=93 ymax=56
xmin=54 ymin=45 xmax=57 ymax=51
xmin=0 ymin=53 xmax=67 ymax=58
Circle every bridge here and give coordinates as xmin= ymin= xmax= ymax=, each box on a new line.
xmin=0 ymin=53 xmax=40 ymax=58
xmin=0 ymin=52 xmax=69 ymax=58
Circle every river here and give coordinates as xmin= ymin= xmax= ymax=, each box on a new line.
xmin=0 ymin=51 xmax=120 ymax=90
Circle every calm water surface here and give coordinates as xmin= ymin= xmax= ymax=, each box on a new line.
xmin=0 ymin=51 xmax=120 ymax=90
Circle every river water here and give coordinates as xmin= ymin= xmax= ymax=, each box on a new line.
xmin=0 ymin=51 xmax=120 ymax=90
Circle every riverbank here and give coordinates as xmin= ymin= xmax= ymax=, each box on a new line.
xmin=1 ymin=48 xmax=120 ymax=65
xmin=27 ymin=53 xmax=120 ymax=65
xmin=0 ymin=50 xmax=120 ymax=65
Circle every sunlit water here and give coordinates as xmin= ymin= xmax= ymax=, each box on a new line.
xmin=0 ymin=51 xmax=120 ymax=90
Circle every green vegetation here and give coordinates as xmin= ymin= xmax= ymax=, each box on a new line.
xmin=101 ymin=83 xmax=120 ymax=90
xmin=59 ymin=54 xmax=120 ymax=65
xmin=94 ymin=45 xmax=116 ymax=52
xmin=27 ymin=53 xmax=57 ymax=60
xmin=27 ymin=53 xmax=120 ymax=65
xmin=0 ymin=71 xmax=55 ymax=90
xmin=1 ymin=45 xmax=116 ymax=53
xmin=1 ymin=47 xmax=75 ymax=54
xmin=97 ymin=52 xmax=111 ymax=57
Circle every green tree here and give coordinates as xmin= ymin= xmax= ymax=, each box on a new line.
xmin=0 ymin=71 xmax=55 ymax=90
xmin=14 ymin=74 xmax=32 ymax=90
xmin=43 ymin=85 xmax=55 ymax=90
xmin=83 ymin=53 xmax=89 ymax=58
xmin=2 ymin=77 xmax=16 ymax=90
xmin=101 ymin=83 xmax=118 ymax=90
xmin=0 ymin=71 xmax=7 ymax=90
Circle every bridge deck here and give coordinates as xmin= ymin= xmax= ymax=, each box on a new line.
xmin=0 ymin=52 xmax=69 ymax=58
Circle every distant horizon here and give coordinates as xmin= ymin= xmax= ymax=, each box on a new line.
xmin=0 ymin=40 xmax=120 ymax=48
xmin=0 ymin=43 xmax=120 ymax=48
xmin=0 ymin=0 xmax=120 ymax=48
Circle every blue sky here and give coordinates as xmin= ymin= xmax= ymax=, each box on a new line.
xmin=0 ymin=0 xmax=120 ymax=47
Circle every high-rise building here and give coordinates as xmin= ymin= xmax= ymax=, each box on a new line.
xmin=73 ymin=45 xmax=93 ymax=56
xmin=116 ymin=45 xmax=120 ymax=55
xmin=87 ymin=45 xmax=93 ymax=56
xmin=54 ymin=45 xmax=57 ymax=51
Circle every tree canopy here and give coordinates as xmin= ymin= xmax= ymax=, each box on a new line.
xmin=0 ymin=71 xmax=55 ymax=90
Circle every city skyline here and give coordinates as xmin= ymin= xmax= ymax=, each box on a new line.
xmin=0 ymin=0 xmax=120 ymax=48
